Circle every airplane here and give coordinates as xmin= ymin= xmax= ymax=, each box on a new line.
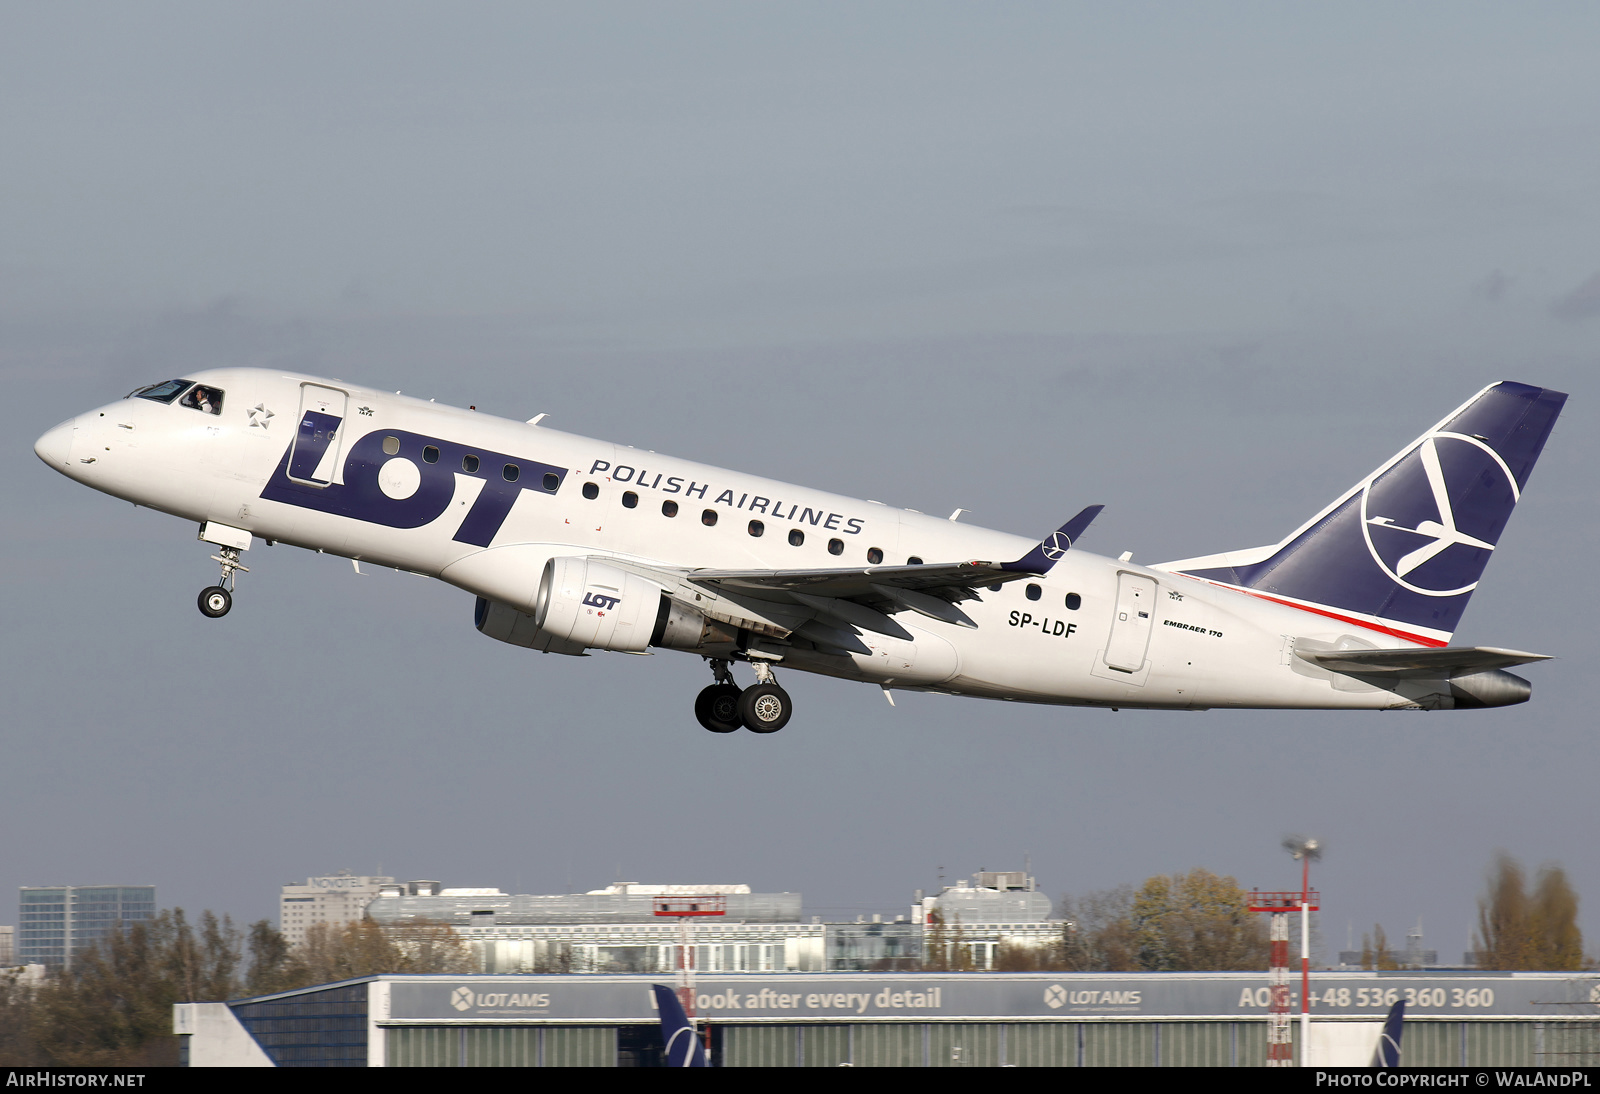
xmin=1372 ymin=999 xmax=1405 ymax=1067
xmin=33 ymin=371 xmax=1564 ymax=733
xmin=650 ymin=984 xmax=708 ymax=1067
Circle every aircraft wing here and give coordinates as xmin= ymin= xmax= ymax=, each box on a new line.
xmin=689 ymin=558 xmax=1020 ymax=601
xmin=1295 ymin=646 xmax=1550 ymax=676
xmin=682 ymin=505 xmax=1105 ymax=632
xmin=606 ymin=505 xmax=1103 ymax=647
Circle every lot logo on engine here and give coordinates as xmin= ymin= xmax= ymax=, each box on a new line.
xmin=583 ymin=591 xmax=620 ymax=612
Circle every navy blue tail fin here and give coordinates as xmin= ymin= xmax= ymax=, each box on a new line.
xmin=652 ymin=984 xmax=708 ymax=1067
xmin=1371 ymin=999 xmax=1405 ymax=1067
xmin=1160 ymin=382 xmax=1566 ymax=645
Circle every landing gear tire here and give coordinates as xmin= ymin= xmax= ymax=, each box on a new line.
xmin=738 ymin=683 xmax=791 ymax=733
xmin=198 ymin=586 xmax=232 ymax=618
xmin=695 ymin=684 xmax=743 ymax=733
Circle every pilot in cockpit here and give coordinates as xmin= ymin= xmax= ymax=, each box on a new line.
xmin=183 ymin=385 xmax=222 ymax=414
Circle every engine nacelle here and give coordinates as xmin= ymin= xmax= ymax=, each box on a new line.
xmin=475 ymin=596 xmax=589 ymax=656
xmin=533 ymin=557 xmax=665 ymax=654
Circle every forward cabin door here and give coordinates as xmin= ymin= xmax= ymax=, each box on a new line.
xmin=287 ymin=383 xmax=349 ymax=486
xmin=1104 ymin=572 xmax=1157 ymax=673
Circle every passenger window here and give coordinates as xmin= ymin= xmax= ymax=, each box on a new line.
xmin=622 ymin=491 xmax=638 ymax=508
xmin=1065 ymin=593 xmax=1081 ymax=611
xmin=503 ymin=464 xmax=519 ymax=482
xmin=789 ymin=529 xmax=805 ymax=547
xmin=542 ymin=472 xmax=559 ymax=492
xmin=907 ymin=556 xmax=923 ymax=565
xmin=702 ymin=509 xmax=718 ymax=527
xmin=180 ymin=385 xmax=224 ymax=414
xmin=828 ymin=538 xmax=844 ymax=556
xmin=463 ymin=455 xmax=480 ymax=473
xmin=582 ymin=482 xmax=599 ymax=500
xmin=867 ymin=547 xmax=884 ymax=565
xmin=988 ymin=584 xmax=1003 ymax=593
xmin=1026 ymin=584 xmax=1042 ymax=601
xmin=383 ymin=436 xmax=401 ymax=456
xmin=748 ymin=520 xmax=765 ymax=537
xmin=423 ymin=446 xmax=439 ymax=464
xmin=662 ymin=500 xmax=679 ymax=517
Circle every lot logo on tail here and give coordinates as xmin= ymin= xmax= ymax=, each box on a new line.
xmin=1360 ymin=431 xmax=1519 ymax=597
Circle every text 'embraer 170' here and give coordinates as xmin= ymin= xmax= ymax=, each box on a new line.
xmin=35 ymin=374 xmax=1564 ymax=731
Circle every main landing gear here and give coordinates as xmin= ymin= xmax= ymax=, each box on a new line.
xmin=197 ymin=546 xmax=248 ymax=619
xmin=695 ymin=658 xmax=792 ymax=734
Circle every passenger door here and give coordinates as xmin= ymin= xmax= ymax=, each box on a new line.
xmin=1103 ymin=572 xmax=1157 ymax=673
xmin=287 ymin=383 xmax=348 ymax=486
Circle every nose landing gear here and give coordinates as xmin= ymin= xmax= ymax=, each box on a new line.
xmin=695 ymin=658 xmax=792 ymax=733
xmin=197 ymin=545 xmax=248 ymax=619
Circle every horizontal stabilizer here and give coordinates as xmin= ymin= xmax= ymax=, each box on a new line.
xmin=1295 ymin=645 xmax=1550 ymax=676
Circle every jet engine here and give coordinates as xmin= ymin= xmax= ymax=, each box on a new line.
xmin=532 ymin=557 xmax=665 ymax=653
xmin=476 ymin=555 xmax=741 ymax=656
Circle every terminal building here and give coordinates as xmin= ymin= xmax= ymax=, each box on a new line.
xmin=361 ymin=871 xmax=1061 ymax=975
xmin=175 ymin=970 xmax=1600 ymax=1067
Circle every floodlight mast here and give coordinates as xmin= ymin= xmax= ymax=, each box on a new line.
xmin=653 ymin=895 xmax=727 ymax=1058
xmin=1250 ymin=836 xmax=1322 ymax=1067
xmin=1286 ymin=837 xmax=1322 ymax=1064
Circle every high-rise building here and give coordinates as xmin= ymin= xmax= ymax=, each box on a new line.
xmin=279 ymin=874 xmax=397 ymax=948
xmin=0 ymin=925 xmax=14 ymax=966
xmin=18 ymin=886 xmax=156 ymax=968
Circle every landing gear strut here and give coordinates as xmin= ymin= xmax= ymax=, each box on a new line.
xmin=197 ymin=545 xmax=248 ymax=619
xmin=694 ymin=658 xmax=793 ymax=734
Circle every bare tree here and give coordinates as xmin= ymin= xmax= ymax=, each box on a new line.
xmin=276 ymin=918 xmax=474 ymax=989
xmin=1360 ymin=924 xmax=1399 ymax=970
xmin=1059 ymin=884 xmax=1139 ymax=972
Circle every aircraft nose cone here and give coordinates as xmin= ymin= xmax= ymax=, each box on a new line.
xmin=35 ymin=418 xmax=76 ymax=468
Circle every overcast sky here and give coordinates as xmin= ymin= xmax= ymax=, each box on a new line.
xmin=4 ymin=3 xmax=1598 ymax=962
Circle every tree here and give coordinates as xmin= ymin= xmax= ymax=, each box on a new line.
xmin=1129 ymin=868 xmax=1268 ymax=972
xmin=244 ymin=920 xmax=293 ymax=996
xmin=274 ymin=919 xmax=474 ymax=990
xmin=1360 ymin=924 xmax=1399 ymax=970
xmin=1530 ymin=865 xmax=1585 ymax=970
xmin=23 ymin=909 xmax=241 ymax=1066
xmin=1060 ymin=885 xmax=1139 ymax=972
xmin=0 ymin=967 xmax=43 ymax=1066
xmin=1476 ymin=853 xmax=1585 ymax=971
xmin=4 ymin=910 xmax=473 ymax=1065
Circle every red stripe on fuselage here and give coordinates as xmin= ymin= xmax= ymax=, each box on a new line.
xmin=1185 ymin=579 xmax=1448 ymax=648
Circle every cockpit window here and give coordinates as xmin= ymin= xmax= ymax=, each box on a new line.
xmin=129 ymin=379 xmax=193 ymax=404
xmin=180 ymin=385 xmax=224 ymax=414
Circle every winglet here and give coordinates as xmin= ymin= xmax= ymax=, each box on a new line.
xmin=652 ymin=984 xmax=707 ymax=1067
xmin=1001 ymin=505 xmax=1104 ymax=574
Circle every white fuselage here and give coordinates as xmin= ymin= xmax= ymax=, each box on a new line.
xmin=38 ymin=368 xmax=1433 ymax=711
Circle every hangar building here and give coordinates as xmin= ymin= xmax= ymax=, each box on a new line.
xmin=175 ymin=970 xmax=1600 ymax=1067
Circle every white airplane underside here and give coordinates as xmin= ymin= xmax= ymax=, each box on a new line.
xmin=35 ymin=370 xmax=1565 ymax=732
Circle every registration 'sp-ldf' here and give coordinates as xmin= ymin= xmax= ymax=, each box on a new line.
xmin=35 ymin=373 xmax=1564 ymax=732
